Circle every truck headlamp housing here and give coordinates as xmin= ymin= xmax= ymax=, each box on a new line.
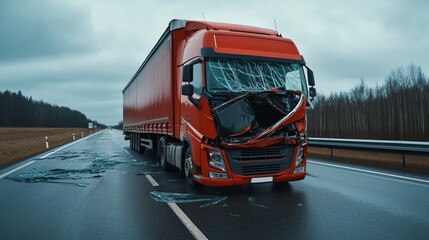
xmin=295 ymin=145 xmax=304 ymax=166
xmin=293 ymin=165 xmax=305 ymax=174
xmin=208 ymin=149 xmax=226 ymax=172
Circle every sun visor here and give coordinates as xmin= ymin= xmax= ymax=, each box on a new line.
xmin=210 ymin=34 xmax=302 ymax=61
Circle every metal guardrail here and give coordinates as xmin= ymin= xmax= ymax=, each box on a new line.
xmin=309 ymin=138 xmax=429 ymax=153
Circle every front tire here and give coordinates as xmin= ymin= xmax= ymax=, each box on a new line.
xmin=184 ymin=147 xmax=198 ymax=188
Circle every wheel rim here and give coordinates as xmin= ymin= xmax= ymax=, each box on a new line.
xmin=184 ymin=154 xmax=193 ymax=180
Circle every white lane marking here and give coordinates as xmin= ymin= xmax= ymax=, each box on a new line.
xmin=308 ymin=160 xmax=429 ymax=184
xmin=39 ymin=130 xmax=103 ymax=159
xmin=0 ymin=161 xmax=36 ymax=179
xmin=142 ymin=173 xmax=206 ymax=239
xmin=145 ymin=175 xmax=159 ymax=187
xmin=167 ymin=202 xmax=208 ymax=240
xmin=138 ymin=152 xmax=206 ymax=239
xmin=124 ymin=150 xmax=130 ymax=154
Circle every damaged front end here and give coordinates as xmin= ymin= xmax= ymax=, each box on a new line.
xmin=205 ymin=57 xmax=309 ymax=148
xmin=199 ymin=57 xmax=310 ymax=184
xmin=211 ymin=90 xmax=307 ymax=147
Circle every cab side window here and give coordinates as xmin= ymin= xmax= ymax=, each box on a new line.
xmin=192 ymin=63 xmax=202 ymax=95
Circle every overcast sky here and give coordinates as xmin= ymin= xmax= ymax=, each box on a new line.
xmin=1 ymin=0 xmax=428 ymax=126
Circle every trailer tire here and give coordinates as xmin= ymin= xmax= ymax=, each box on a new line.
xmin=184 ymin=147 xmax=198 ymax=188
xmin=136 ymin=134 xmax=145 ymax=154
xmin=159 ymin=137 xmax=170 ymax=171
xmin=136 ymin=134 xmax=140 ymax=153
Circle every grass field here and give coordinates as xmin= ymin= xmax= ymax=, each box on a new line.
xmin=0 ymin=128 xmax=98 ymax=169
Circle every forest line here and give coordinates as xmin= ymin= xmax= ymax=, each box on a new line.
xmin=307 ymin=63 xmax=428 ymax=141
xmin=0 ymin=90 xmax=105 ymax=128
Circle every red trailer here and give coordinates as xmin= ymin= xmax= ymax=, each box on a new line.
xmin=123 ymin=19 xmax=316 ymax=187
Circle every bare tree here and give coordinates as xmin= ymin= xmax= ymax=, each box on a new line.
xmin=307 ymin=63 xmax=429 ymax=141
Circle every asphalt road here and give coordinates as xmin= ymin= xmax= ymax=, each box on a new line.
xmin=1 ymin=130 xmax=428 ymax=240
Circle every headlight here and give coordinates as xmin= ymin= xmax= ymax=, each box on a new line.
xmin=295 ymin=145 xmax=304 ymax=166
xmin=208 ymin=149 xmax=226 ymax=172
xmin=293 ymin=165 xmax=305 ymax=174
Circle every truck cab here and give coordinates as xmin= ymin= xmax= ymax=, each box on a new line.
xmin=177 ymin=20 xmax=316 ymax=186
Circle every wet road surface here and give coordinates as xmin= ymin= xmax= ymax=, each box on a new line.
xmin=1 ymin=130 xmax=428 ymax=240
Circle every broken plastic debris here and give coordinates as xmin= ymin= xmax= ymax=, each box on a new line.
xmin=150 ymin=191 xmax=227 ymax=206
xmin=199 ymin=196 xmax=227 ymax=208
xmin=8 ymin=167 xmax=103 ymax=184
xmin=131 ymin=161 xmax=160 ymax=167
xmin=248 ymin=197 xmax=269 ymax=209
xmin=7 ymin=153 xmax=124 ymax=187
xmin=229 ymin=213 xmax=242 ymax=217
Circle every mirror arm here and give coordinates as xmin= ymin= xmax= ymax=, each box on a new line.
xmin=188 ymin=96 xmax=201 ymax=109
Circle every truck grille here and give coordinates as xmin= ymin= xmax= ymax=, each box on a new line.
xmin=226 ymin=145 xmax=293 ymax=176
xmin=242 ymin=164 xmax=281 ymax=175
xmin=239 ymin=147 xmax=285 ymax=161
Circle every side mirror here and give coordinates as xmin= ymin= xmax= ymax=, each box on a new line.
xmin=309 ymin=87 xmax=317 ymax=98
xmin=183 ymin=64 xmax=193 ymax=82
xmin=307 ymin=68 xmax=315 ymax=87
xmin=182 ymin=84 xmax=194 ymax=96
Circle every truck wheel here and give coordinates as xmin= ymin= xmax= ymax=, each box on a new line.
xmin=136 ymin=134 xmax=145 ymax=154
xmin=184 ymin=147 xmax=197 ymax=188
xmin=136 ymin=134 xmax=140 ymax=153
xmin=159 ymin=137 xmax=169 ymax=171
xmin=131 ymin=134 xmax=135 ymax=150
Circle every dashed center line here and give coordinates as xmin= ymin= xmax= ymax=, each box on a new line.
xmin=167 ymin=202 xmax=208 ymax=240
xmin=142 ymin=173 xmax=206 ymax=239
xmin=145 ymin=174 xmax=159 ymax=187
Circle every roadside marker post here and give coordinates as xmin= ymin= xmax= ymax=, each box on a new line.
xmin=45 ymin=136 xmax=49 ymax=149
xmin=73 ymin=133 xmax=75 ymax=141
xmin=81 ymin=132 xmax=84 ymax=138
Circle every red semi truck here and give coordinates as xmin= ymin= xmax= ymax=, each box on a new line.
xmin=123 ymin=19 xmax=316 ymax=187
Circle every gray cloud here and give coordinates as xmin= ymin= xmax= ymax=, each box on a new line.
xmin=1 ymin=0 xmax=428 ymax=125
xmin=0 ymin=0 xmax=95 ymax=62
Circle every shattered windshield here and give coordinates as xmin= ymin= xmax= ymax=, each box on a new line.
xmin=206 ymin=58 xmax=308 ymax=95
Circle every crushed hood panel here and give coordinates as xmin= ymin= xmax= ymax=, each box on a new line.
xmin=211 ymin=91 xmax=306 ymax=145
xmin=214 ymin=97 xmax=254 ymax=136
